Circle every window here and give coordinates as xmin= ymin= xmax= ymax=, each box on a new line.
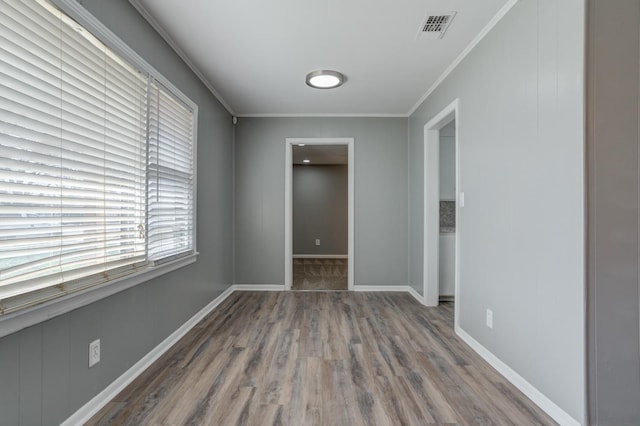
xmin=147 ymin=81 xmax=195 ymax=263
xmin=0 ymin=0 xmax=197 ymax=315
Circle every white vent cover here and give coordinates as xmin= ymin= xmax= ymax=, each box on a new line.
xmin=419 ymin=12 xmax=457 ymax=39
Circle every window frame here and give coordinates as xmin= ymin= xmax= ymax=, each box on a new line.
xmin=0 ymin=0 xmax=199 ymax=338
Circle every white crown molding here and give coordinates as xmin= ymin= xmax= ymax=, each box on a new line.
xmin=407 ymin=0 xmax=520 ymax=116
xmin=128 ymin=0 xmax=236 ymax=116
xmin=237 ymin=113 xmax=409 ymax=118
xmin=130 ymin=1 xmax=518 ymax=119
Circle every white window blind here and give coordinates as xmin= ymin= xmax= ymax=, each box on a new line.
xmin=147 ymin=81 xmax=195 ymax=263
xmin=0 ymin=0 xmax=158 ymax=313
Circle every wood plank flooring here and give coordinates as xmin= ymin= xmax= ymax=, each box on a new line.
xmin=292 ymin=258 xmax=347 ymax=291
xmin=87 ymin=292 xmax=556 ymax=425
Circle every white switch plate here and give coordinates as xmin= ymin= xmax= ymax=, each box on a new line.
xmin=89 ymin=339 xmax=100 ymax=368
xmin=459 ymin=192 xmax=465 ymax=207
xmin=486 ymin=309 xmax=493 ymax=329
xmin=315 ymin=239 xmax=320 ymax=246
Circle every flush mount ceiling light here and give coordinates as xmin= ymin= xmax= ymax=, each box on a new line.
xmin=306 ymin=70 xmax=345 ymax=89
xmin=303 ymin=159 xmax=310 ymax=163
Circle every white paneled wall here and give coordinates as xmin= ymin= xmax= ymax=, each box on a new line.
xmin=409 ymin=0 xmax=585 ymax=423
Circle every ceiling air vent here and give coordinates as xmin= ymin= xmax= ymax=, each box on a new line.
xmin=419 ymin=12 xmax=457 ymax=39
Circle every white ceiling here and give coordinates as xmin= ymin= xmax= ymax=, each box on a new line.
xmin=130 ymin=0 xmax=511 ymax=117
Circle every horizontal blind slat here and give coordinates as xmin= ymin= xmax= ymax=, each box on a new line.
xmin=147 ymin=82 xmax=194 ymax=262
xmin=0 ymin=0 xmax=147 ymax=297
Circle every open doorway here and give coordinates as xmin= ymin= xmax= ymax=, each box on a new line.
xmin=284 ymin=138 xmax=354 ymax=291
xmin=438 ymin=120 xmax=456 ymax=303
xmin=423 ymin=99 xmax=460 ymax=328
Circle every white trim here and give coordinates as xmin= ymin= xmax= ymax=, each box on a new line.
xmin=0 ymin=254 xmax=197 ymax=339
xmin=347 ymin=141 xmax=355 ymax=291
xmin=55 ymin=0 xmax=200 ymax=263
xmin=423 ymin=99 xmax=460 ymax=310
xmin=127 ymin=0 xmax=235 ymax=116
xmin=61 ymin=284 xmax=235 ymax=426
xmin=285 ymin=142 xmax=293 ymax=290
xmin=238 ymin=113 xmax=408 ymax=118
xmin=55 ymin=0 xmax=197 ymax=112
xmin=453 ymin=115 xmax=461 ymax=336
xmin=61 ymin=284 xmax=576 ymax=426
xmin=284 ymin=138 xmax=355 ymax=291
xmin=353 ymin=285 xmax=411 ymax=292
xmin=455 ymin=327 xmax=581 ymax=426
xmin=407 ymin=286 xmax=424 ymax=304
xmin=232 ymin=284 xmax=286 ymax=292
xmin=0 ymin=0 xmax=201 ymax=338
xmin=131 ymin=1 xmax=520 ymax=118
xmin=293 ymin=254 xmax=348 ymax=259
xmin=407 ymin=0 xmax=519 ymax=116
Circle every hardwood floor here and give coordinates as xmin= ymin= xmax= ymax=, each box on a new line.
xmin=87 ymin=292 xmax=556 ymax=425
xmin=292 ymin=258 xmax=347 ymax=291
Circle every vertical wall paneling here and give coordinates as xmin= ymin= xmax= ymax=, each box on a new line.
xmin=408 ymin=0 xmax=585 ymax=422
xmin=235 ymin=118 xmax=408 ymax=287
xmin=19 ymin=326 xmax=43 ymax=425
xmin=0 ymin=333 xmax=20 ymax=425
xmin=0 ymin=0 xmax=234 ymax=423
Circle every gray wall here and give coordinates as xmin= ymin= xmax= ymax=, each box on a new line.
xmin=439 ymin=121 xmax=456 ymax=201
xmin=293 ymin=165 xmax=348 ymax=255
xmin=0 ymin=1 xmax=234 ymax=424
xmin=586 ymin=0 xmax=640 ymax=424
xmin=408 ymin=0 xmax=584 ymax=422
xmin=235 ymin=117 xmax=408 ymax=286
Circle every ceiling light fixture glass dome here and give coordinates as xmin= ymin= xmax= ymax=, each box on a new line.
xmin=306 ymin=70 xmax=345 ymax=89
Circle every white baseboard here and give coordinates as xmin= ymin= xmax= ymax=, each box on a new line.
xmin=355 ymin=285 xmax=426 ymax=306
xmin=63 ymin=283 xmax=578 ymax=426
xmin=455 ymin=326 xmax=581 ymax=426
xmin=61 ymin=285 xmax=236 ymax=426
xmin=354 ymin=285 xmax=411 ymax=292
xmin=292 ymin=254 xmax=348 ymax=259
xmin=407 ymin=286 xmax=424 ymax=304
xmin=232 ymin=284 xmax=286 ymax=291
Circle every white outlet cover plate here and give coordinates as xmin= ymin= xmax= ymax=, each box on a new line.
xmin=486 ymin=309 xmax=493 ymax=329
xmin=89 ymin=339 xmax=100 ymax=367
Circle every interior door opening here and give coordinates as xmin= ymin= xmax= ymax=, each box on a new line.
xmin=438 ymin=120 xmax=456 ymax=303
xmin=284 ymin=138 xmax=354 ymax=291
xmin=423 ymin=99 xmax=460 ymax=330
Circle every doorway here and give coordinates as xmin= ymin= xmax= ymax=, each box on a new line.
xmin=423 ymin=100 xmax=460 ymax=328
xmin=284 ymin=138 xmax=354 ymax=291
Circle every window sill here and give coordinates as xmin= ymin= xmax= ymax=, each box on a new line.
xmin=0 ymin=253 xmax=198 ymax=339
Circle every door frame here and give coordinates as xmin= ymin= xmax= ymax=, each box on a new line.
xmin=423 ymin=99 xmax=460 ymax=327
xmin=284 ymin=138 xmax=355 ymax=290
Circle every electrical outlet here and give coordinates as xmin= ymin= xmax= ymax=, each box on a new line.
xmin=486 ymin=309 xmax=493 ymax=329
xmin=315 ymin=239 xmax=320 ymax=246
xmin=89 ymin=339 xmax=100 ymax=368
